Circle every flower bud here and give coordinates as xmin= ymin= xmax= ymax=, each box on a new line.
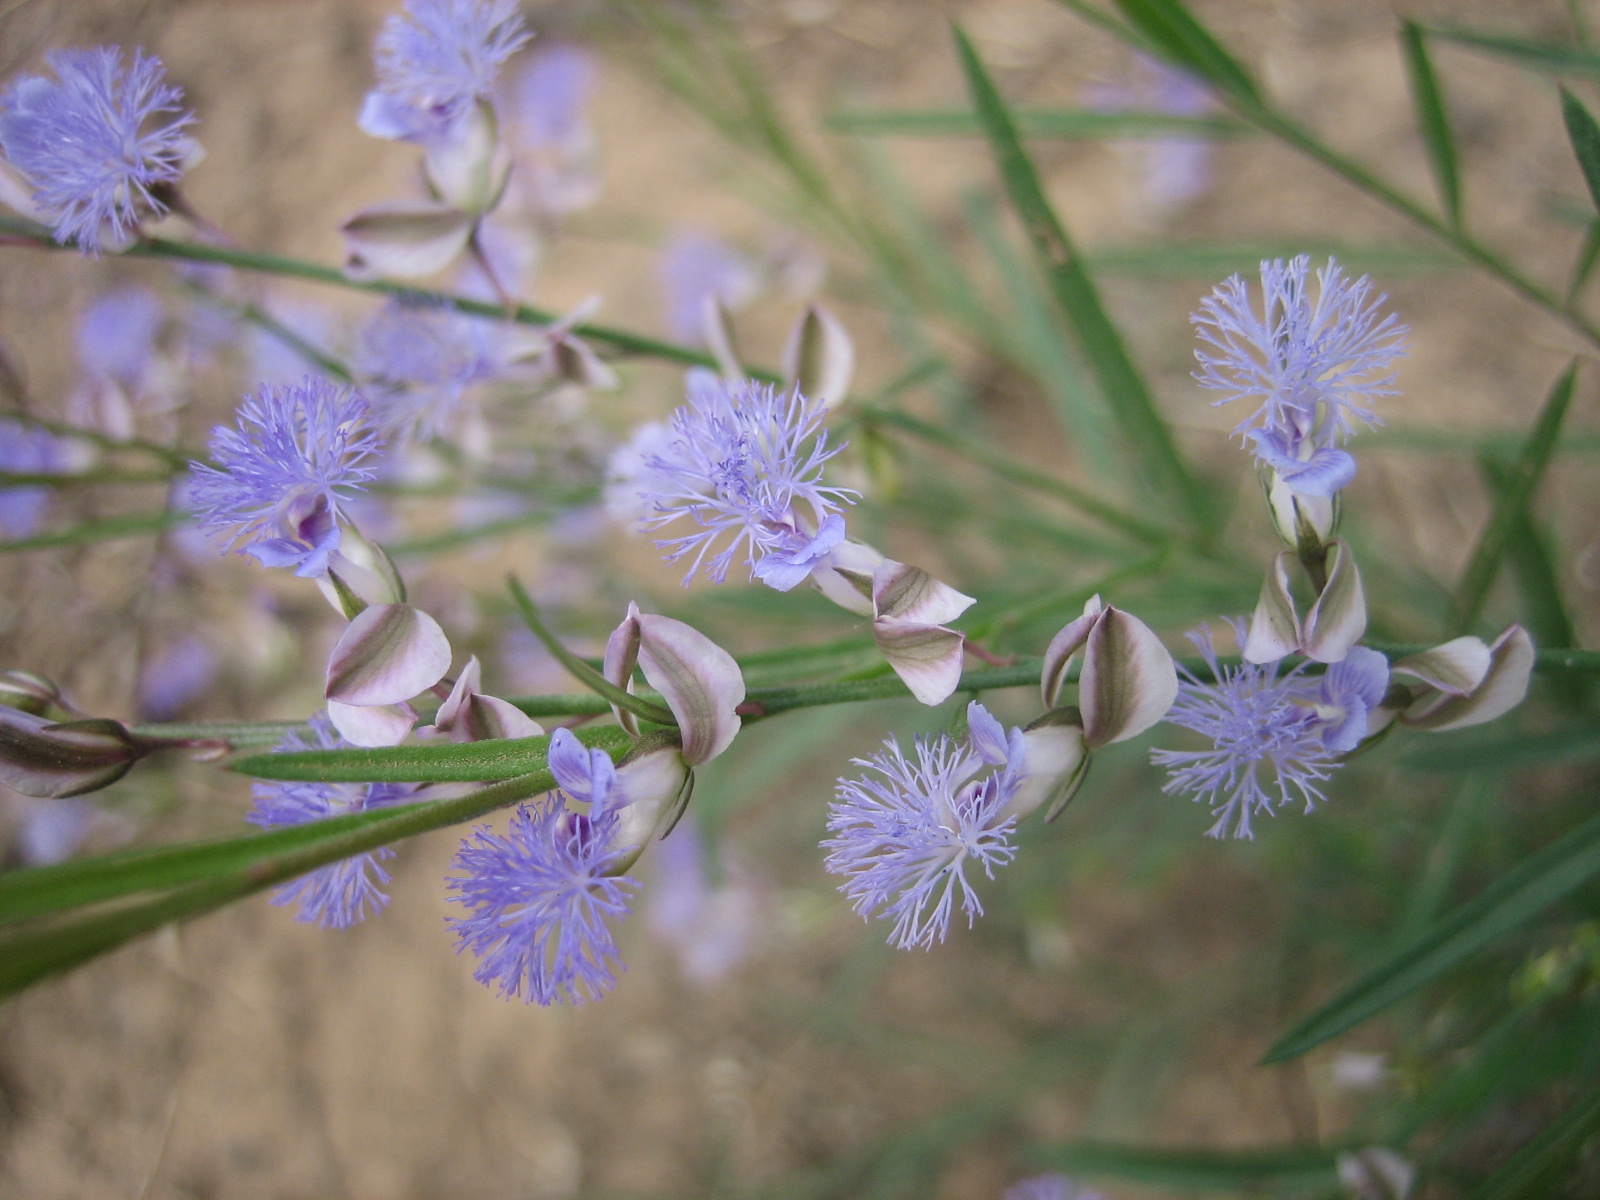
xmin=1011 ymin=715 xmax=1091 ymax=823
xmin=1263 ymin=464 xmax=1338 ymax=548
xmin=1243 ymin=540 xmax=1366 ymax=665
xmin=0 ymin=706 xmax=144 ymax=797
xmin=326 ymin=699 xmax=418 ymax=748
xmin=0 ymin=669 xmax=64 ymax=717
xmin=433 ymin=656 xmax=545 ymax=743
xmin=422 ymin=101 xmax=507 ymax=215
xmin=781 ymin=303 xmax=855 ymax=410
xmin=325 ymin=603 xmax=453 ymax=707
xmin=611 ymin=740 xmax=695 ymax=855
xmin=1042 ymin=596 xmax=1177 ymax=747
xmin=605 ymin=604 xmax=745 ymax=765
xmin=341 ymin=201 xmax=474 ymax=281
xmin=1400 ymin=624 xmax=1534 ymax=732
xmin=869 ymin=561 xmax=975 ymax=707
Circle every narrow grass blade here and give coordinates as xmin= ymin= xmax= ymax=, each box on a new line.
xmin=1452 ymin=364 xmax=1575 ymax=631
xmin=1464 ymin=1077 xmax=1600 ymax=1200
xmin=1107 ymin=0 xmax=1260 ymax=103
xmin=508 ymin=575 xmax=678 ymax=726
xmin=232 ymin=724 xmax=632 ymax=783
xmin=0 ymin=511 xmax=186 ymax=552
xmin=1480 ymin=458 xmax=1584 ymax=712
xmin=1085 ymin=239 xmax=1459 ymax=277
xmin=952 ymin=27 xmax=1208 ymax=525
xmin=1427 ymin=27 xmax=1600 ymax=78
xmin=1263 ymin=808 xmax=1600 ymax=1062
xmin=1561 ymin=88 xmax=1600 ymax=214
xmin=960 ymin=189 xmax=1116 ymax=472
xmin=827 ymin=107 xmax=1246 ymax=139
xmin=1030 ymin=1140 xmax=1339 ymax=1190
xmin=0 ymin=770 xmax=551 ymax=994
xmin=1401 ymin=22 xmax=1463 ymax=225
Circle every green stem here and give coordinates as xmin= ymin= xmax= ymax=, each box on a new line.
xmin=124 ymin=642 xmax=1600 ymax=744
xmin=0 ymin=215 xmax=773 ymax=381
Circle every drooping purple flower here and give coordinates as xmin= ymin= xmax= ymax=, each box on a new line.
xmin=247 ymin=716 xmax=413 ymax=928
xmin=360 ymin=0 xmax=530 ymax=144
xmin=823 ymin=703 xmax=1025 ymax=950
xmin=0 ymin=419 xmax=62 ymax=539
xmin=633 ymin=371 xmax=857 ymax=587
xmin=447 ymin=794 xmax=637 ymax=1005
xmin=1192 ymin=257 xmax=1407 ymax=496
xmin=1150 ymin=622 xmax=1386 ymax=839
xmin=0 ymin=47 xmax=199 ymax=254
xmin=659 ymin=231 xmax=759 ymax=344
xmin=188 ymin=377 xmax=383 ymax=577
xmin=353 ymin=299 xmax=497 ymax=438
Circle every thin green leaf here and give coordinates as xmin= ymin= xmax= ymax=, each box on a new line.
xmin=1484 ymin=460 xmax=1587 ymax=713
xmin=0 ymin=800 xmax=428 ymax=925
xmin=1565 ymin=217 xmax=1600 ymax=303
xmin=1427 ymin=27 xmax=1600 ymax=78
xmin=1106 ymin=0 xmax=1260 ymax=102
xmin=1464 ymin=1076 xmax=1600 ymax=1200
xmin=960 ymin=189 xmax=1116 ymax=474
xmin=0 ymin=770 xmax=551 ymax=994
xmin=827 ymin=107 xmax=1247 ymax=139
xmin=1452 ymin=364 xmax=1576 ymax=631
xmin=232 ymin=724 xmax=632 ymax=783
xmin=1562 ymin=87 xmax=1600 ymax=214
xmin=1263 ymin=808 xmax=1600 ymax=1062
xmin=1030 ymin=1140 xmax=1339 ymax=1190
xmin=1084 ymin=239 xmax=1459 ymax=277
xmin=507 ymin=575 xmax=678 ymax=727
xmin=1401 ymin=22 xmax=1463 ymax=225
xmin=1401 ymin=725 xmax=1600 ymax=774
xmin=951 ymin=26 xmax=1208 ymax=525
xmin=0 ymin=510 xmax=186 ymax=552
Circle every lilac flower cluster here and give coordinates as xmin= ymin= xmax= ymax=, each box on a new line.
xmin=247 ymin=716 xmax=413 ymax=928
xmin=1152 ymin=623 xmax=1389 ymax=839
xmin=632 ymin=372 xmax=857 ymax=588
xmin=0 ymin=47 xmax=198 ymax=254
xmin=1193 ymin=256 xmax=1407 ymax=497
xmin=188 ymin=377 xmax=383 ymax=577
xmin=447 ymin=729 xmax=638 ymax=1005
xmin=824 ymin=703 xmax=1026 ymax=949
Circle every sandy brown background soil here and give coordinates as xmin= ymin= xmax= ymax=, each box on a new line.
xmin=1 ymin=1 xmax=1596 ymax=1197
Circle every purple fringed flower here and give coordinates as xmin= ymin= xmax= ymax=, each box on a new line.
xmin=0 ymin=47 xmax=198 ymax=254
xmin=823 ymin=703 xmax=1025 ymax=950
xmin=247 ymin=717 xmax=413 ymax=928
xmin=447 ymin=793 xmax=637 ymax=1005
xmin=1192 ymin=257 xmax=1407 ymax=496
xmin=188 ymin=377 xmax=383 ymax=577
xmin=360 ymin=0 xmax=530 ymax=144
xmin=0 ymin=418 xmax=62 ymax=539
xmin=354 ymin=300 xmax=497 ymax=438
xmin=634 ymin=372 xmax=857 ymax=588
xmin=1150 ymin=623 xmax=1389 ymax=838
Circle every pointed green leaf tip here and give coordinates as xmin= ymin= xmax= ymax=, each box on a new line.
xmin=1401 ymin=22 xmax=1462 ymax=225
xmin=1562 ymin=88 xmax=1600 ymax=216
